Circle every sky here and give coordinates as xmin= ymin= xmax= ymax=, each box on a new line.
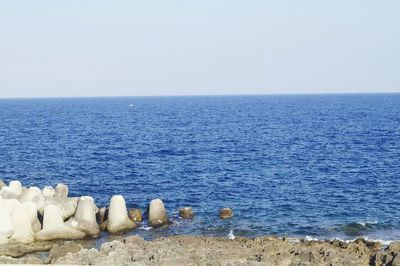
xmin=0 ymin=0 xmax=399 ymax=98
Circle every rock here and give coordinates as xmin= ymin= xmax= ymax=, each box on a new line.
xmin=10 ymin=202 xmax=35 ymax=243
xmin=55 ymin=183 xmax=68 ymax=199
xmin=47 ymin=241 xmax=83 ymax=264
xmin=388 ymin=241 xmax=400 ymax=253
xmin=0 ymin=255 xmax=43 ymax=264
xmin=0 ymin=240 xmax=54 ymax=257
xmin=97 ymin=207 xmax=107 ymax=224
xmin=97 ymin=207 xmax=108 ymax=231
xmin=65 ymin=196 xmax=100 ymax=237
xmin=106 ymin=195 xmax=136 ymax=234
xmin=393 ymin=253 xmax=400 ymax=266
xmin=219 ymin=207 xmax=233 ymax=219
xmin=148 ymin=198 xmax=169 ymax=228
xmin=128 ymin=208 xmax=142 ymax=222
xmin=179 ymin=207 xmax=194 ymax=219
xmin=35 ymin=204 xmax=85 ymax=241
xmin=0 ymin=204 xmax=14 ymax=238
xmin=100 ymin=221 xmax=107 ymax=231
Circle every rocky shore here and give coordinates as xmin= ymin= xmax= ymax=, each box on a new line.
xmin=1 ymin=235 xmax=400 ymax=265
xmin=1 ymin=180 xmax=399 ymax=265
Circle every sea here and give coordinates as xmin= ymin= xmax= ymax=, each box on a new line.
xmin=0 ymin=94 xmax=399 ymax=243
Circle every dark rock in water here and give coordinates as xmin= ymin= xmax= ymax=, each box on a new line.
xmin=46 ymin=241 xmax=83 ymax=264
xmin=97 ymin=207 xmax=108 ymax=224
xmin=100 ymin=221 xmax=107 ymax=231
xmin=219 ymin=208 xmax=233 ymax=219
xmin=340 ymin=222 xmax=366 ymax=236
xmin=179 ymin=207 xmax=194 ymax=219
xmin=128 ymin=208 xmax=142 ymax=222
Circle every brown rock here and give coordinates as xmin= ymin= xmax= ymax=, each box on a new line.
xmin=389 ymin=241 xmax=400 ymax=253
xmin=100 ymin=221 xmax=107 ymax=231
xmin=179 ymin=207 xmax=194 ymax=219
xmin=0 ymin=255 xmax=43 ymax=264
xmin=128 ymin=208 xmax=143 ymax=222
xmin=97 ymin=207 xmax=107 ymax=224
xmin=219 ymin=208 xmax=233 ymax=219
xmin=0 ymin=240 xmax=55 ymax=257
xmin=47 ymin=241 xmax=83 ymax=264
xmin=392 ymin=253 xmax=400 ymax=266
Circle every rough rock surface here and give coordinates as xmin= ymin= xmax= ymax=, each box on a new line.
xmin=0 ymin=255 xmax=43 ymax=264
xmin=0 ymin=240 xmax=55 ymax=257
xmin=46 ymin=235 xmax=399 ymax=266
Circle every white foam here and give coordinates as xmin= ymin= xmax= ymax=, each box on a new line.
xmin=228 ymin=230 xmax=235 ymax=240
xmin=138 ymin=226 xmax=152 ymax=231
xmin=304 ymin=235 xmax=319 ymax=241
xmin=357 ymin=220 xmax=378 ymax=226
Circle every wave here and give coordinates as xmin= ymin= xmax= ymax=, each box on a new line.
xmin=332 ymin=221 xmax=380 ymax=236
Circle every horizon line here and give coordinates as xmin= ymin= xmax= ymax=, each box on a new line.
xmin=0 ymin=90 xmax=399 ymax=100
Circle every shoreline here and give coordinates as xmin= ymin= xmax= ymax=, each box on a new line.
xmin=1 ymin=235 xmax=399 ymax=265
xmin=1 ymin=180 xmax=399 ymax=265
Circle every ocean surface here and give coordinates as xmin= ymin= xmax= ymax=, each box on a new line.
xmin=1 ymin=94 xmax=400 ymax=242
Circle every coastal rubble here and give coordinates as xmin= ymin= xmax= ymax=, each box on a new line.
xmin=3 ymin=235 xmax=398 ymax=265
xmin=1 ymin=179 xmax=400 ymax=265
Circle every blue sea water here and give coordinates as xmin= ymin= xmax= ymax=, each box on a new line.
xmin=0 ymin=94 xmax=400 ymax=242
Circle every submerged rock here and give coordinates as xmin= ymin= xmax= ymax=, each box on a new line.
xmin=106 ymin=195 xmax=136 ymax=234
xmin=148 ymin=198 xmax=169 ymax=228
xmin=128 ymin=208 xmax=143 ymax=222
xmin=179 ymin=207 xmax=194 ymax=219
xmin=219 ymin=208 xmax=233 ymax=219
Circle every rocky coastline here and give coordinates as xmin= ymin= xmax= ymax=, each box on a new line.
xmin=1 ymin=180 xmax=399 ymax=265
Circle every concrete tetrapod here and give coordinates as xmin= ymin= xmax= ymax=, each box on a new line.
xmin=35 ymin=205 xmax=85 ymax=241
xmin=19 ymin=186 xmax=45 ymax=210
xmin=66 ymin=196 xmax=100 ymax=237
xmin=0 ymin=203 xmax=14 ymax=239
xmin=10 ymin=202 xmax=35 ymax=243
xmin=0 ymin=180 xmax=23 ymax=199
xmin=148 ymin=199 xmax=169 ymax=228
xmin=22 ymin=201 xmax=42 ymax=233
xmin=106 ymin=195 xmax=136 ymax=234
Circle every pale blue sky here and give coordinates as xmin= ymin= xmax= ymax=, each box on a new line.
xmin=0 ymin=0 xmax=399 ymax=98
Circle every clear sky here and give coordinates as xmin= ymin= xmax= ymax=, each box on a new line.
xmin=0 ymin=1 xmax=399 ymax=98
